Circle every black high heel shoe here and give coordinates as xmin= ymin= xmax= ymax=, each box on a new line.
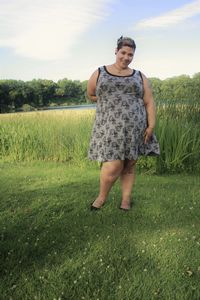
xmin=90 ymin=201 xmax=105 ymax=211
xmin=119 ymin=207 xmax=131 ymax=211
xmin=119 ymin=200 xmax=133 ymax=211
xmin=90 ymin=204 xmax=101 ymax=211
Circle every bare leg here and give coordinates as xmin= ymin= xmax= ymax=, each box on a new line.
xmin=92 ymin=160 xmax=124 ymax=208
xmin=120 ymin=160 xmax=137 ymax=209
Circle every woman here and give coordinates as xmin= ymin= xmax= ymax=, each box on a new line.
xmin=87 ymin=36 xmax=160 ymax=211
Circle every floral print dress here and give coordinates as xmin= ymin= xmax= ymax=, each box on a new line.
xmin=88 ymin=66 xmax=160 ymax=162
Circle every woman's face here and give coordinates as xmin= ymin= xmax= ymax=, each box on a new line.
xmin=115 ymin=46 xmax=134 ymax=68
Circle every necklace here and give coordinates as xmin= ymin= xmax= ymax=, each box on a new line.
xmin=113 ymin=64 xmax=128 ymax=74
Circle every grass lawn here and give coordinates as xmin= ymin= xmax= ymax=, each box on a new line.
xmin=0 ymin=161 xmax=200 ymax=300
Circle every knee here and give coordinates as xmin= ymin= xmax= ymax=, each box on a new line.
xmin=103 ymin=161 xmax=124 ymax=180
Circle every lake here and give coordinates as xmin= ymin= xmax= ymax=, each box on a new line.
xmin=42 ymin=104 xmax=96 ymax=111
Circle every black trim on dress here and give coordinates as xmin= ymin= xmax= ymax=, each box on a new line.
xmin=96 ymin=67 xmax=101 ymax=84
xmin=103 ymin=66 xmax=135 ymax=77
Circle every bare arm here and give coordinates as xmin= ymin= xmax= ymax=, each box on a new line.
xmin=87 ymin=69 xmax=99 ymax=102
xmin=141 ymin=73 xmax=156 ymax=143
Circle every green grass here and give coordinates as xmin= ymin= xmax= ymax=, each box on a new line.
xmin=0 ymin=161 xmax=200 ymax=300
xmin=0 ymin=103 xmax=200 ymax=174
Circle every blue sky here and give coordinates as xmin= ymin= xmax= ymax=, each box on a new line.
xmin=0 ymin=0 xmax=200 ymax=82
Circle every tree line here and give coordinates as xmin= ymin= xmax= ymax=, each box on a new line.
xmin=150 ymin=73 xmax=200 ymax=104
xmin=0 ymin=78 xmax=87 ymax=113
xmin=0 ymin=73 xmax=200 ymax=113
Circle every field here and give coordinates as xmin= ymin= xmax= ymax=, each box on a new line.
xmin=0 ymin=104 xmax=200 ymax=299
xmin=0 ymin=102 xmax=200 ymax=173
xmin=0 ymin=161 xmax=200 ymax=300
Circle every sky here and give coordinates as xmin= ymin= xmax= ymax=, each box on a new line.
xmin=0 ymin=0 xmax=200 ymax=82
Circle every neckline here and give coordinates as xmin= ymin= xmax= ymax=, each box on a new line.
xmin=104 ymin=65 xmax=135 ymax=77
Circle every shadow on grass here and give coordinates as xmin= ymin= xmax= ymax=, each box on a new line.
xmin=1 ymin=175 xmax=198 ymax=265
xmin=1 ymin=171 xmax=200 ymax=299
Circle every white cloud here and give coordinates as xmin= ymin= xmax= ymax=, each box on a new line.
xmin=135 ymin=0 xmax=200 ymax=29
xmin=0 ymin=0 xmax=113 ymax=60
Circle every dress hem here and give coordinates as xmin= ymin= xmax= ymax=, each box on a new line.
xmin=88 ymin=151 xmax=160 ymax=162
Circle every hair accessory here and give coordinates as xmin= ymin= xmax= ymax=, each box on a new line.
xmin=117 ymin=35 xmax=123 ymax=45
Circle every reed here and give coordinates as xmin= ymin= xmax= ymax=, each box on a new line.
xmin=155 ymin=103 xmax=200 ymax=173
xmin=0 ymin=110 xmax=94 ymax=164
xmin=0 ymin=102 xmax=199 ymax=173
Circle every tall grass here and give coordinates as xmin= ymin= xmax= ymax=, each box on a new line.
xmin=155 ymin=103 xmax=200 ymax=173
xmin=0 ymin=110 xmax=94 ymax=164
xmin=0 ymin=102 xmax=200 ymax=173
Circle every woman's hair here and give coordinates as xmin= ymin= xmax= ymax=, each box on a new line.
xmin=117 ymin=36 xmax=136 ymax=51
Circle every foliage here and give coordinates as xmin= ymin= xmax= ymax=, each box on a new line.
xmin=0 ymin=103 xmax=199 ymax=174
xmin=149 ymin=73 xmax=200 ymax=104
xmin=1 ymin=72 xmax=200 ymax=113
xmin=0 ymin=79 xmax=87 ymax=113
xmin=21 ymin=104 xmax=36 ymax=112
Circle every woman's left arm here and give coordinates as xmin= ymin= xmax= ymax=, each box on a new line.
xmin=141 ymin=73 xmax=156 ymax=144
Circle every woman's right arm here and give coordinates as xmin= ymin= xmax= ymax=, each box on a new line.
xmin=87 ymin=69 xmax=99 ymax=102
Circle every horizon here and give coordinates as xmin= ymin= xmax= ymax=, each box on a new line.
xmin=0 ymin=71 xmax=198 ymax=83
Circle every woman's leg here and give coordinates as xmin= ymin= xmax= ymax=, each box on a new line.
xmin=119 ymin=159 xmax=137 ymax=209
xmin=92 ymin=160 xmax=124 ymax=208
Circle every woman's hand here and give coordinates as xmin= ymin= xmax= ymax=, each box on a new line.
xmin=144 ymin=127 xmax=153 ymax=144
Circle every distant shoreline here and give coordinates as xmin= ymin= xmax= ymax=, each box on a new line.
xmin=39 ymin=104 xmax=96 ymax=111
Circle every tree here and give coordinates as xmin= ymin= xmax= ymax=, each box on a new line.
xmin=149 ymin=78 xmax=162 ymax=103
xmin=192 ymin=73 xmax=200 ymax=102
xmin=56 ymin=79 xmax=83 ymax=103
xmin=0 ymin=81 xmax=11 ymax=113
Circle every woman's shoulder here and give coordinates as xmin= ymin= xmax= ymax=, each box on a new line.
xmin=135 ymin=70 xmax=149 ymax=82
xmin=90 ymin=66 xmax=105 ymax=76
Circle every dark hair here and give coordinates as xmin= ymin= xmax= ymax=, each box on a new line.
xmin=117 ymin=36 xmax=136 ymax=51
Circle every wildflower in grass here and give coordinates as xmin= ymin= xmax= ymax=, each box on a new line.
xmin=186 ymin=270 xmax=193 ymax=276
xmin=11 ymin=285 xmax=17 ymax=290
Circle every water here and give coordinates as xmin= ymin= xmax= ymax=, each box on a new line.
xmin=42 ymin=104 xmax=96 ymax=111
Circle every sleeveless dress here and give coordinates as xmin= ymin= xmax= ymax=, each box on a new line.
xmin=88 ymin=66 xmax=160 ymax=162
